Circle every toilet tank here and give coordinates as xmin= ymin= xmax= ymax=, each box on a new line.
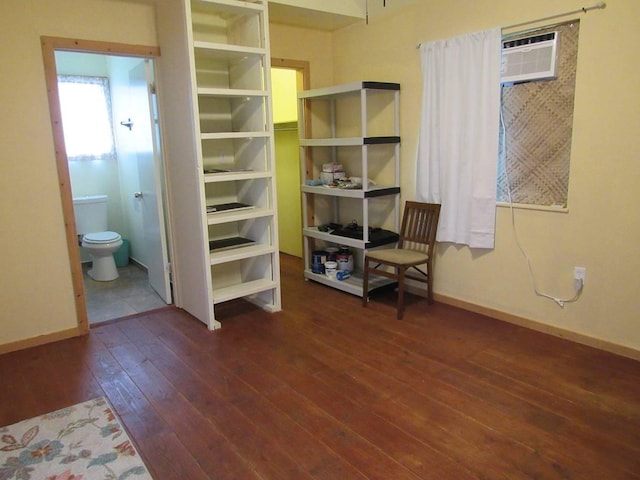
xmin=73 ymin=195 xmax=108 ymax=235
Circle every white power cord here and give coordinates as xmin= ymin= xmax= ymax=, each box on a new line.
xmin=499 ymin=91 xmax=583 ymax=308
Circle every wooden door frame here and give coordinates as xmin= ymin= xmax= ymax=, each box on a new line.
xmin=41 ymin=36 xmax=161 ymax=335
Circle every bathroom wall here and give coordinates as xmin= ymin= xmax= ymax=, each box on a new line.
xmin=108 ymin=56 xmax=148 ymax=268
xmin=55 ymin=52 xmax=128 ymax=263
xmin=54 ymin=52 xmax=154 ymax=268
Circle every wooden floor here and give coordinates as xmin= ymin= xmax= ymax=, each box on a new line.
xmin=2 ymin=254 xmax=640 ymax=479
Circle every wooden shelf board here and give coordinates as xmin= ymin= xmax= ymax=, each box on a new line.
xmin=212 ymin=278 xmax=277 ymax=304
xmin=193 ymin=41 xmax=266 ymax=58
xmin=197 ymin=87 xmax=268 ymax=97
xmin=192 ymin=0 xmax=264 ymax=15
xmin=209 ymin=243 xmax=275 ymax=265
xmin=203 ymin=170 xmax=270 ymax=182
xmin=201 ymin=131 xmax=269 ymax=140
xmin=206 ymin=207 xmax=274 ymax=225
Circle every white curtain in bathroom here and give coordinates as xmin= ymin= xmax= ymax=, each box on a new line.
xmin=416 ymin=28 xmax=502 ymax=249
xmin=58 ymin=75 xmax=116 ymax=162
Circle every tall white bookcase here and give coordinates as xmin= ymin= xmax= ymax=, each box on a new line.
xmin=156 ymin=0 xmax=281 ymax=329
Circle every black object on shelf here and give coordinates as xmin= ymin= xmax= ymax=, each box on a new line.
xmin=318 ymin=221 xmax=399 ymax=248
xmin=317 ymin=222 xmax=342 ymax=233
xmin=209 ymin=237 xmax=255 ymax=252
xmin=332 ymin=226 xmax=398 ymax=247
xmin=206 ymin=202 xmax=254 ymax=213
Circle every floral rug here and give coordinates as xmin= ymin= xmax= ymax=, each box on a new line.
xmin=0 ymin=397 xmax=152 ymax=480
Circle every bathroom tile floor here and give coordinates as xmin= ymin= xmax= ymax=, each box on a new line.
xmin=82 ymin=263 xmax=167 ymax=325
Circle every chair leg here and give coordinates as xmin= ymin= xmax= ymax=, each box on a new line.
xmin=427 ymin=261 xmax=434 ymax=304
xmin=362 ymin=257 xmax=369 ymax=308
xmin=397 ymin=268 xmax=405 ymax=319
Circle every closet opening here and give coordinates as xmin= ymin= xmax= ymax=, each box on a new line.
xmin=271 ymin=58 xmax=310 ymax=259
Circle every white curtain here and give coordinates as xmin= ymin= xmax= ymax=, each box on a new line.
xmin=416 ymin=28 xmax=502 ymax=249
xmin=58 ymin=75 xmax=116 ymax=162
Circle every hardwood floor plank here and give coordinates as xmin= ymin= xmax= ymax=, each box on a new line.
xmin=287 ymin=329 xmax=588 ymax=480
xmin=141 ymin=309 xmax=450 ymax=479
xmin=138 ymin=315 xmax=374 ymax=480
xmin=228 ymin=312 xmax=568 ymax=478
xmin=188 ymin=318 xmax=472 ymax=478
xmin=2 ymin=254 xmax=640 ymax=480
xmin=140 ymin=431 xmax=211 ymax=480
xmin=460 ymin=356 xmax=640 ymax=448
xmin=268 ymin=290 xmax=639 ymax=479
xmin=113 ymin=317 xmax=316 ymax=480
xmin=0 ymin=347 xmax=51 ymax=424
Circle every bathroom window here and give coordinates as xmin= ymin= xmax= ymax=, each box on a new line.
xmin=57 ymin=75 xmax=116 ymax=161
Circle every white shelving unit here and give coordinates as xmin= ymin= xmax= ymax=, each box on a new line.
xmin=156 ymin=0 xmax=280 ymax=330
xmin=298 ymin=81 xmax=401 ymax=297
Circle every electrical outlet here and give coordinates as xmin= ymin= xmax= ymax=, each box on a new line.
xmin=574 ymin=266 xmax=586 ymax=291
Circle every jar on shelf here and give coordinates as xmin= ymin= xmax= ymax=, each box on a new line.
xmin=336 ymin=246 xmax=354 ymax=272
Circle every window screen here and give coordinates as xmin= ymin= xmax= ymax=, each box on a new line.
xmin=498 ymin=21 xmax=580 ymax=207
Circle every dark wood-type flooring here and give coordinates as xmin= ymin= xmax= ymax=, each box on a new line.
xmin=2 ymin=254 xmax=640 ymax=479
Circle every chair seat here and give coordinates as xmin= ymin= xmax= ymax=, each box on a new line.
xmin=367 ymin=248 xmax=428 ymax=266
xmin=363 ymin=201 xmax=441 ymax=319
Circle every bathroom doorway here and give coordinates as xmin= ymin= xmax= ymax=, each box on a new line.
xmin=42 ymin=37 xmax=172 ymax=328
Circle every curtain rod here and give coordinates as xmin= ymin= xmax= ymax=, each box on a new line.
xmin=503 ymin=1 xmax=606 ymax=30
xmin=416 ymin=1 xmax=606 ymax=48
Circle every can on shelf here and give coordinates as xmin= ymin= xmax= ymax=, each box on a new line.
xmin=324 ymin=261 xmax=338 ymax=279
xmin=325 ymin=246 xmax=339 ymax=262
xmin=336 ymin=270 xmax=351 ymax=281
xmin=336 ymin=246 xmax=354 ymax=272
xmin=311 ymin=250 xmax=328 ymax=274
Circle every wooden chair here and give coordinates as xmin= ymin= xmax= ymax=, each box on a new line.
xmin=362 ymin=201 xmax=441 ymax=319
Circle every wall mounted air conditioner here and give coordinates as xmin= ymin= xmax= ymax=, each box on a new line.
xmin=501 ymin=31 xmax=559 ymax=84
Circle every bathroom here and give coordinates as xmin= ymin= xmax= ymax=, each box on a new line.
xmin=55 ymin=50 xmax=171 ymax=324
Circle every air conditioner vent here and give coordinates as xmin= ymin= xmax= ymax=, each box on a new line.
xmin=501 ymin=31 xmax=559 ymax=84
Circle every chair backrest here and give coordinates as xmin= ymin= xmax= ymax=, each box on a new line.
xmin=398 ymin=201 xmax=441 ymax=253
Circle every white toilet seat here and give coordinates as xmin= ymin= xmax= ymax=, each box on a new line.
xmin=81 ymin=231 xmax=123 ymax=282
xmin=83 ymin=231 xmax=122 ymax=244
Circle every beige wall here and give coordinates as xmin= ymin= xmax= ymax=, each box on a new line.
xmin=2 ymin=0 xmax=639 ymax=356
xmin=0 ymin=0 xmax=157 ymax=347
xmin=330 ymin=0 xmax=640 ymax=352
xmin=270 ymin=23 xmax=334 ymax=89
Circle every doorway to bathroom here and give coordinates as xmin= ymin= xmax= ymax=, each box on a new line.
xmin=42 ymin=37 xmax=172 ymax=328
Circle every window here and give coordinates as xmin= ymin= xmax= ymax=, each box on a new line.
xmin=57 ymin=75 xmax=116 ymax=161
xmin=498 ymin=21 xmax=579 ymax=207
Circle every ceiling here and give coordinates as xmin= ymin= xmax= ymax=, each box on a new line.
xmin=268 ymin=3 xmax=365 ymax=31
xmin=267 ymin=1 xmax=422 ymax=31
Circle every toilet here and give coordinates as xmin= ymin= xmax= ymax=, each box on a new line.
xmin=73 ymin=195 xmax=123 ymax=282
